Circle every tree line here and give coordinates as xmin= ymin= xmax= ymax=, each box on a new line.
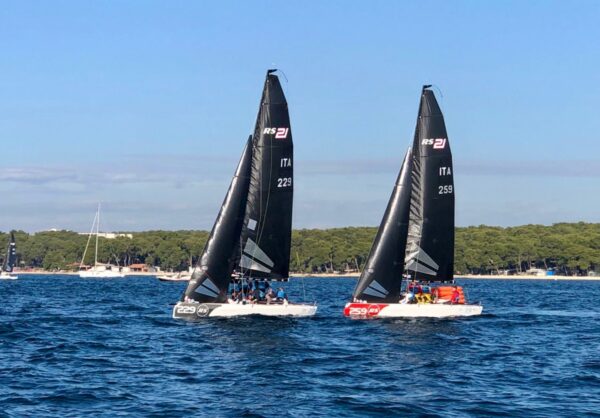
xmin=1 ymin=222 xmax=598 ymax=275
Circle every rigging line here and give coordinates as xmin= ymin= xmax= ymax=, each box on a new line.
xmin=277 ymin=69 xmax=288 ymax=83
xmin=239 ymin=235 xmax=247 ymax=280
xmin=431 ymin=84 xmax=444 ymax=100
xmin=80 ymin=209 xmax=99 ymax=268
xmin=256 ymin=107 xmax=272 ymax=244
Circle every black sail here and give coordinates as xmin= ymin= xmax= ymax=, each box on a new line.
xmin=238 ymin=70 xmax=293 ymax=280
xmin=352 ymin=148 xmax=413 ymax=302
xmin=405 ymin=86 xmax=455 ymax=282
xmin=3 ymin=232 xmax=17 ymax=272
xmin=182 ymin=137 xmax=253 ymax=302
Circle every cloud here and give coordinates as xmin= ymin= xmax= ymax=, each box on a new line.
xmin=457 ymin=159 xmax=600 ymax=178
xmin=299 ymin=157 xmax=600 ymax=179
xmin=298 ymin=158 xmax=398 ymax=176
xmin=0 ymin=161 xmax=230 ymax=189
xmin=0 ymin=167 xmax=78 ymax=184
xmin=3 ymin=155 xmax=600 ymax=232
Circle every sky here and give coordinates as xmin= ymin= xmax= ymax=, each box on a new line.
xmin=1 ymin=0 xmax=599 ymax=232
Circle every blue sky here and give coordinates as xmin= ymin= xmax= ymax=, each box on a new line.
xmin=1 ymin=1 xmax=599 ymax=232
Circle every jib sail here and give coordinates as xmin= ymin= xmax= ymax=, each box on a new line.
xmin=405 ymin=86 xmax=455 ymax=283
xmin=352 ymin=148 xmax=413 ymax=302
xmin=183 ymin=137 xmax=253 ymax=302
xmin=238 ymin=70 xmax=294 ymax=281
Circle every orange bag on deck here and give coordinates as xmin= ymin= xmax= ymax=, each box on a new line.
xmin=434 ymin=286 xmax=465 ymax=304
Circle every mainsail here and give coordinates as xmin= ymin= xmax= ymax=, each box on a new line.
xmin=183 ymin=137 xmax=253 ymax=302
xmin=405 ymin=86 xmax=455 ymax=282
xmin=238 ymin=70 xmax=294 ymax=281
xmin=3 ymin=232 xmax=17 ymax=273
xmin=352 ymin=149 xmax=413 ymax=302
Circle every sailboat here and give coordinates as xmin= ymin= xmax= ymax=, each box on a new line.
xmin=0 ymin=232 xmax=18 ymax=280
xmin=157 ymin=267 xmax=192 ymax=282
xmin=79 ymin=204 xmax=125 ymax=278
xmin=344 ymin=86 xmax=482 ymax=318
xmin=173 ymin=70 xmax=317 ymax=319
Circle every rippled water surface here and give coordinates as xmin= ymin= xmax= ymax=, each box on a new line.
xmin=1 ymin=276 xmax=600 ymax=417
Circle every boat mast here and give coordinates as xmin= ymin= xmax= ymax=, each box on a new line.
xmin=95 ymin=203 xmax=100 ymax=267
xmin=80 ymin=207 xmax=99 ymax=270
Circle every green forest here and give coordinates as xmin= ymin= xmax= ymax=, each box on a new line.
xmin=1 ymin=222 xmax=599 ymax=275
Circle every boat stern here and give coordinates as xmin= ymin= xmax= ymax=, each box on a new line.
xmin=343 ymin=302 xmax=389 ymax=318
xmin=172 ymin=302 xmax=214 ymax=320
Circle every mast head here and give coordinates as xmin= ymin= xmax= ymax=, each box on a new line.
xmin=422 ymin=84 xmax=432 ymax=92
xmin=267 ymin=68 xmax=278 ymax=75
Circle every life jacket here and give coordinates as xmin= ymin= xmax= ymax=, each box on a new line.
xmin=416 ymin=293 xmax=432 ymax=303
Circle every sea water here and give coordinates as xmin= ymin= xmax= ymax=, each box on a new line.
xmin=1 ymin=276 xmax=599 ymax=417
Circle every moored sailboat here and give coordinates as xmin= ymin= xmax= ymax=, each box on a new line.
xmin=173 ymin=71 xmax=316 ymax=319
xmin=79 ymin=204 xmax=125 ymax=278
xmin=344 ymin=86 xmax=482 ymax=318
xmin=0 ymin=232 xmax=18 ymax=280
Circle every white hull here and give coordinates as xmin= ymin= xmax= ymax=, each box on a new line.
xmin=158 ymin=274 xmax=191 ymax=282
xmin=173 ymin=301 xmax=317 ymax=319
xmin=79 ymin=270 xmax=125 ymax=278
xmin=0 ymin=273 xmax=18 ymax=280
xmin=344 ymin=302 xmax=483 ymax=318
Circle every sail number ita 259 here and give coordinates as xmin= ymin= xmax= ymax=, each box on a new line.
xmin=263 ymin=127 xmax=289 ymax=139
xmin=438 ymin=185 xmax=453 ymax=194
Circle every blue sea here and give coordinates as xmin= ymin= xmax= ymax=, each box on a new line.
xmin=1 ymin=276 xmax=599 ymax=417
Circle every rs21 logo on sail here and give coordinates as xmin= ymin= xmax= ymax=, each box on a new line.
xmin=422 ymin=138 xmax=447 ymax=149
xmin=263 ymin=127 xmax=289 ymax=139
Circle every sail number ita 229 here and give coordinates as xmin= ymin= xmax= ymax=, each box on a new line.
xmin=277 ymin=177 xmax=292 ymax=188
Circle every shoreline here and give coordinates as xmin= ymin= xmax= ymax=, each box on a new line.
xmin=459 ymin=274 xmax=600 ymax=281
xmin=9 ymin=271 xmax=600 ymax=281
xmin=292 ymin=273 xmax=600 ymax=281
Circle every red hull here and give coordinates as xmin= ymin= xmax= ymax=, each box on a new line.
xmin=343 ymin=303 xmax=389 ymax=318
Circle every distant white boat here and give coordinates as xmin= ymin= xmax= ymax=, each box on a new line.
xmin=158 ymin=271 xmax=191 ymax=282
xmin=79 ymin=264 xmax=125 ymax=279
xmin=0 ymin=273 xmax=18 ymax=280
xmin=0 ymin=232 xmax=18 ymax=280
xmin=78 ymin=204 xmax=125 ymax=279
